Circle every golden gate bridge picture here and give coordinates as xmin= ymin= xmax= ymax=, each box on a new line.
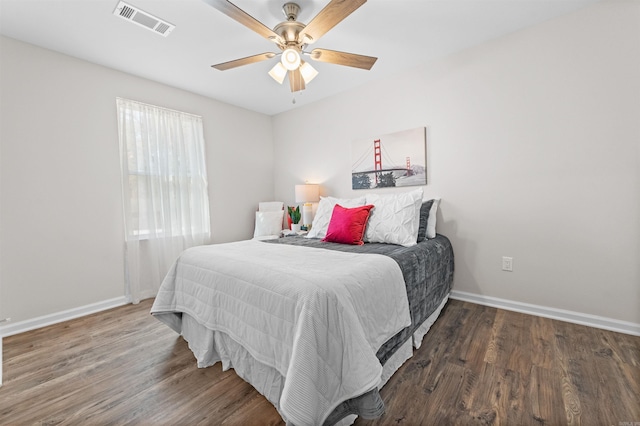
xmin=351 ymin=127 xmax=427 ymax=190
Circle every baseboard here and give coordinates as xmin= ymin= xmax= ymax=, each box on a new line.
xmin=450 ymin=290 xmax=640 ymax=337
xmin=3 ymin=291 xmax=637 ymax=338
xmin=0 ymin=297 xmax=129 ymax=338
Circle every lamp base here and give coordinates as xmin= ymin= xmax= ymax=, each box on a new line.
xmin=301 ymin=203 xmax=313 ymax=228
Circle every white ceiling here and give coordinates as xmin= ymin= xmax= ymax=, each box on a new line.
xmin=0 ymin=0 xmax=599 ymax=116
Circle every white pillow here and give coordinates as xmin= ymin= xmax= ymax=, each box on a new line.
xmin=426 ymin=198 xmax=440 ymax=239
xmin=258 ymin=201 xmax=284 ymax=212
xmin=364 ymin=188 xmax=423 ymax=247
xmin=306 ymin=196 xmax=366 ymax=239
xmin=253 ymin=210 xmax=284 ymax=238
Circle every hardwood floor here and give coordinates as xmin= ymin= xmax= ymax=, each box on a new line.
xmin=1 ymin=299 xmax=638 ymax=425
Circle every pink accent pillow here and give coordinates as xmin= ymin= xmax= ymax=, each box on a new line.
xmin=322 ymin=204 xmax=375 ymax=245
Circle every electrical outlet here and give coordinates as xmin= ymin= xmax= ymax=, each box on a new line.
xmin=502 ymin=256 xmax=513 ymax=272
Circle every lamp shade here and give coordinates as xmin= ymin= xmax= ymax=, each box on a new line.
xmin=299 ymin=61 xmax=319 ymax=84
xmin=295 ymin=184 xmax=319 ymax=203
xmin=268 ymin=62 xmax=287 ymax=84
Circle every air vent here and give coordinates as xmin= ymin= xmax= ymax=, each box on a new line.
xmin=113 ymin=1 xmax=175 ymax=37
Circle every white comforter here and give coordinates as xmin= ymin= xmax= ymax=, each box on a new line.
xmin=151 ymin=239 xmax=411 ymax=425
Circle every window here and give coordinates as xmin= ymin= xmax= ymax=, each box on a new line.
xmin=116 ymin=98 xmax=210 ymax=240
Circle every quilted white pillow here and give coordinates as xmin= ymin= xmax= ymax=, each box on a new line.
xmin=253 ymin=210 xmax=284 ymax=239
xmin=364 ymin=188 xmax=424 ymax=247
xmin=306 ymin=196 xmax=366 ymax=239
xmin=258 ymin=201 xmax=284 ymax=212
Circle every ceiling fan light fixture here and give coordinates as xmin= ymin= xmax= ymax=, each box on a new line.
xmin=268 ymin=62 xmax=288 ymax=84
xmin=299 ymin=61 xmax=318 ymax=84
xmin=281 ymin=48 xmax=301 ymax=71
xmin=207 ymin=0 xmax=377 ymax=95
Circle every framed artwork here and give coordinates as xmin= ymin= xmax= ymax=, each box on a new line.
xmin=351 ymin=127 xmax=427 ymax=190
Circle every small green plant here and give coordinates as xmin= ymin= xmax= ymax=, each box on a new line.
xmin=287 ymin=206 xmax=301 ymax=224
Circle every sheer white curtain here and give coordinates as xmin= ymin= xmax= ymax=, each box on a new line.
xmin=117 ymin=98 xmax=211 ymax=303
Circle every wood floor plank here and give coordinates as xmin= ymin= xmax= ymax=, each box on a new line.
xmin=419 ymin=301 xmax=476 ymax=394
xmin=483 ymin=308 xmax=506 ymax=365
xmin=2 ymin=298 xmax=638 ymax=425
xmin=418 ymin=362 xmax=466 ymax=425
xmin=590 ymin=338 xmax=640 ymax=424
xmin=466 ymin=363 xmax=508 ymax=425
xmin=528 ymin=315 xmax=555 ymax=370
xmin=551 ymin=321 xmax=584 ymax=425
xmin=500 ymin=311 xmax=530 ymax=378
xmin=527 ymin=364 xmax=566 ymax=426
xmin=455 ymin=304 xmax=496 ymax=371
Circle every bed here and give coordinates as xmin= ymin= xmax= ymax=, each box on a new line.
xmin=151 ymin=193 xmax=454 ymax=425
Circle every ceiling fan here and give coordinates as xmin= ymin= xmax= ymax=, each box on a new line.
xmin=204 ymin=0 xmax=377 ymax=93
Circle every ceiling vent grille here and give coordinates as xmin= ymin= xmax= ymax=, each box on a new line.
xmin=113 ymin=1 xmax=175 ymax=37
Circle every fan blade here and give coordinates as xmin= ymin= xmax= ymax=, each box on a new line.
xmin=300 ymin=0 xmax=367 ymax=44
xmin=202 ymin=0 xmax=281 ymax=42
xmin=310 ymin=48 xmax=377 ymax=70
xmin=289 ymin=68 xmax=306 ymax=92
xmin=212 ymin=53 xmax=276 ymax=71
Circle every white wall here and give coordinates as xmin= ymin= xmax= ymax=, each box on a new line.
xmin=272 ymin=1 xmax=640 ymax=324
xmin=0 ymin=36 xmax=274 ymax=324
xmin=1 ymin=1 xmax=637 ymax=331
